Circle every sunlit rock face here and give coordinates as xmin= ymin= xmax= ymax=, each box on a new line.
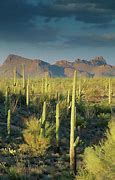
xmin=0 ymin=54 xmax=114 ymax=78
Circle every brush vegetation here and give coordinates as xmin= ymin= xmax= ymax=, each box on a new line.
xmin=0 ymin=75 xmax=114 ymax=179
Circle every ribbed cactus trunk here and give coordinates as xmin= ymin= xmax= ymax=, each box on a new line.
xmin=7 ymin=109 xmax=11 ymax=136
xmin=67 ymin=90 xmax=70 ymax=104
xmin=22 ymin=64 xmax=25 ymax=89
xmin=5 ymin=88 xmax=8 ymax=116
xmin=70 ymin=70 xmax=77 ymax=173
xmin=56 ymin=102 xmax=60 ymax=153
xmin=109 ymin=78 xmax=112 ymax=104
xmin=26 ymin=79 xmax=29 ymax=107
xmin=40 ymin=101 xmax=46 ymax=137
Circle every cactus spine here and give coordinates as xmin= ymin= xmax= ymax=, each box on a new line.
xmin=56 ymin=102 xmax=60 ymax=153
xmin=70 ymin=70 xmax=77 ymax=173
xmin=40 ymin=101 xmax=46 ymax=137
xmin=7 ymin=109 xmax=11 ymax=136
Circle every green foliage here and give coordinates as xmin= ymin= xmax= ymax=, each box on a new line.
xmin=77 ymin=119 xmax=115 ymax=180
xmin=20 ymin=117 xmax=51 ymax=156
xmin=0 ymin=76 xmax=114 ymax=178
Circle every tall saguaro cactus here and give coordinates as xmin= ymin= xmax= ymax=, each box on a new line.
xmin=40 ymin=101 xmax=46 ymax=137
xmin=7 ymin=109 xmax=11 ymax=136
xmin=70 ymin=70 xmax=77 ymax=173
xmin=109 ymin=78 xmax=112 ymax=104
xmin=5 ymin=87 xmax=8 ymax=116
xmin=56 ymin=102 xmax=60 ymax=153
xmin=67 ymin=90 xmax=70 ymax=104
xmin=22 ymin=64 xmax=25 ymax=89
xmin=26 ymin=79 xmax=29 ymax=107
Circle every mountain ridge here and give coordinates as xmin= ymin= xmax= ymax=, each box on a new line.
xmin=0 ymin=54 xmax=114 ymax=78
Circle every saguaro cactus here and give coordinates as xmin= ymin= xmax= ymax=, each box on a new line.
xmin=70 ymin=70 xmax=77 ymax=173
xmin=22 ymin=64 xmax=25 ymax=89
xmin=5 ymin=87 xmax=8 ymax=116
xmin=56 ymin=102 xmax=60 ymax=153
xmin=109 ymin=78 xmax=112 ymax=104
xmin=7 ymin=109 xmax=11 ymax=136
xmin=40 ymin=101 xmax=46 ymax=137
xmin=67 ymin=90 xmax=70 ymax=104
xmin=26 ymin=79 xmax=29 ymax=107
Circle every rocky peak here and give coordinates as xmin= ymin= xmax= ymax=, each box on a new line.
xmin=75 ymin=58 xmax=91 ymax=65
xmin=90 ymin=56 xmax=107 ymax=66
xmin=55 ymin=60 xmax=72 ymax=67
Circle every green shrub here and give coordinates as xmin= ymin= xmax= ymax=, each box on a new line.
xmin=77 ymin=119 xmax=115 ymax=180
xmin=19 ymin=117 xmax=51 ymax=156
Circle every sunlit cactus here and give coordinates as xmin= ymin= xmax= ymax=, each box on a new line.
xmin=109 ymin=78 xmax=112 ymax=104
xmin=56 ymin=102 xmax=60 ymax=153
xmin=7 ymin=109 xmax=11 ymax=136
xmin=70 ymin=70 xmax=77 ymax=174
xmin=40 ymin=101 xmax=46 ymax=137
xmin=22 ymin=64 xmax=25 ymax=89
xmin=26 ymin=78 xmax=29 ymax=107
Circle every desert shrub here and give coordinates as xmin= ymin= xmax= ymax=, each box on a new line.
xmin=77 ymin=119 xmax=115 ymax=180
xmin=8 ymin=165 xmax=26 ymax=180
xmin=19 ymin=117 xmax=51 ymax=156
xmin=96 ymin=113 xmax=110 ymax=127
xmin=94 ymin=104 xmax=111 ymax=115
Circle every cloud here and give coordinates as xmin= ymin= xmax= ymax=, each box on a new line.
xmin=85 ymin=23 xmax=115 ymax=30
xmin=0 ymin=0 xmax=115 ymax=26
xmin=0 ymin=23 xmax=60 ymax=43
xmin=0 ymin=0 xmax=115 ymax=45
xmin=0 ymin=0 xmax=60 ymax=43
xmin=64 ymin=33 xmax=115 ymax=47
xmin=35 ymin=0 xmax=115 ymax=24
xmin=0 ymin=0 xmax=37 ymax=24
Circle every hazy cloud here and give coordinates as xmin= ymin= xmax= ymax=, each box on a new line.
xmin=64 ymin=33 xmax=115 ymax=47
xmin=0 ymin=0 xmax=115 ymax=46
xmin=35 ymin=0 xmax=115 ymax=24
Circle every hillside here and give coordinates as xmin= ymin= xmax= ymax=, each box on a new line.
xmin=0 ymin=54 xmax=114 ymax=78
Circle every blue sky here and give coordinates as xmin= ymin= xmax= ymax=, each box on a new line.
xmin=0 ymin=0 xmax=115 ymax=65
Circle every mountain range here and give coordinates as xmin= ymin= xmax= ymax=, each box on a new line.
xmin=0 ymin=54 xmax=115 ymax=78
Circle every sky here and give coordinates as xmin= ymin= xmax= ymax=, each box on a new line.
xmin=0 ymin=0 xmax=115 ymax=65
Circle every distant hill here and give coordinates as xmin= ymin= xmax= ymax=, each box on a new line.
xmin=0 ymin=54 xmax=114 ymax=78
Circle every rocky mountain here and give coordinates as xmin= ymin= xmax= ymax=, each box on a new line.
xmin=0 ymin=54 xmax=114 ymax=78
xmin=0 ymin=54 xmax=65 ymax=78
